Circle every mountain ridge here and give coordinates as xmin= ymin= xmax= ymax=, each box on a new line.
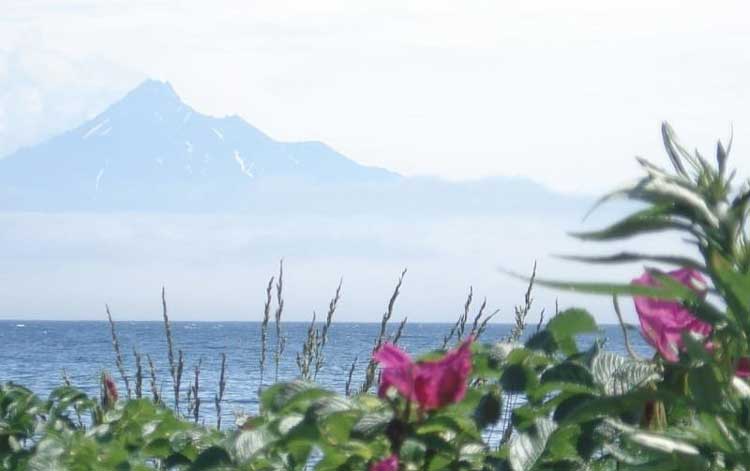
xmin=0 ymin=79 xmax=587 ymax=213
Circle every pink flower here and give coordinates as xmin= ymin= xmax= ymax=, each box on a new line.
xmin=736 ymin=358 xmax=750 ymax=379
xmin=373 ymin=344 xmax=417 ymax=402
xmin=102 ymin=373 xmax=118 ymax=407
xmin=370 ymin=454 xmax=399 ymax=471
xmin=373 ymin=337 xmax=473 ymax=410
xmin=413 ymin=338 xmax=473 ymax=410
xmin=632 ymin=268 xmax=711 ymax=363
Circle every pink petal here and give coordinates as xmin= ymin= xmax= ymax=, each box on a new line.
xmin=736 ymin=358 xmax=750 ymax=379
xmin=374 ymin=343 xmax=413 ymax=369
xmin=370 ymin=454 xmax=399 ymax=471
xmin=413 ymin=337 xmax=473 ymax=410
xmin=374 ymin=343 xmax=416 ymax=400
xmin=632 ymin=268 xmax=711 ymax=363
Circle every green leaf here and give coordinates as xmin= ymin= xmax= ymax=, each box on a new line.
xmin=541 ymin=362 xmax=595 ymax=388
xmin=401 ymin=438 xmax=427 ymax=464
xmin=189 ymin=446 xmax=232 ymax=470
xmin=708 ymin=250 xmax=750 ymax=329
xmin=591 ymin=352 xmax=660 ymax=395
xmin=541 ymin=309 xmax=598 ymax=356
xmin=557 ymin=252 xmax=705 ymax=271
xmin=508 ymin=417 xmax=556 ymax=471
xmin=546 ymin=309 xmax=598 ymax=339
xmin=505 ymin=272 xmax=690 ymax=300
xmin=260 ymin=381 xmax=331 ymax=414
xmin=556 ymin=390 xmax=675 ymax=426
xmin=474 ymin=388 xmax=502 ymax=429
xmin=143 ymin=438 xmax=172 ymax=458
xmin=687 ymin=364 xmax=723 ymax=410
xmin=629 ymin=431 xmax=700 ymax=456
xmin=543 ymin=424 xmax=581 ymax=462
xmin=525 ymin=331 xmax=558 ymax=355
xmin=501 ymin=364 xmax=537 ymax=394
xmin=319 ymin=411 xmax=360 ymax=445
xmin=234 ymin=428 xmax=274 ymax=462
xmin=570 ymin=205 xmax=692 ymax=241
xmin=352 ymin=410 xmax=392 ymax=438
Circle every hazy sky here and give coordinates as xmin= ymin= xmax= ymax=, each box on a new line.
xmin=3 ymin=0 xmax=750 ymax=193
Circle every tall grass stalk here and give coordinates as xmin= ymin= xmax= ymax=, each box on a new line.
xmin=312 ymin=279 xmax=342 ymax=381
xmin=147 ymin=354 xmax=160 ymax=404
xmin=105 ymin=304 xmax=132 ymax=399
xmin=613 ymin=295 xmax=641 ymax=360
xmin=273 ymin=260 xmax=286 ymax=383
xmin=360 ymin=269 xmax=406 ymax=394
xmin=390 ymin=316 xmax=407 ymax=346
xmin=259 ymin=275 xmax=274 ymax=392
xmin=215 ymin=353 xmax=227 ymax=430
xmin=442 ymin=287 xmax=473 ymax=349
xmin=133 ymin=348 xmax=143 ymax=399
xmin=473 ymin=307 xmax=499 ymax=341
xmin=189 ymin=359 xmax=202 ymax=423
xmin=296 ymin=312 xmax=318 ymax=379
xmin=345 ymin=356 xmax=357 ymax=397
xmin=499 ymin=262 xmax=537 ymax=446
xmin=161 ymin=287 xmax=184 ymax=413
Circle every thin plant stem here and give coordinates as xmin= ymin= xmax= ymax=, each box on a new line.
xmin=105 ymin=304 xmax=131 ymax=399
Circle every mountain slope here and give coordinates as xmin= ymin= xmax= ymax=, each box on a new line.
xmin=0 ymin=80 xmax=398 ymax=210
xmin=0 ymin=79 xmax=593 ymax=215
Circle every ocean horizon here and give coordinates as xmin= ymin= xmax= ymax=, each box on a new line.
xmin=0 ymin=320 xmax=653 ymax=426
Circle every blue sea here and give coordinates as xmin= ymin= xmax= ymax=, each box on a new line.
xmin=0 ymin=321 xmax=653 ymax=426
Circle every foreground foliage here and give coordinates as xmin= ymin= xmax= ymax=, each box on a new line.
xmin=3 ymin=122 xmax=750 ymax=469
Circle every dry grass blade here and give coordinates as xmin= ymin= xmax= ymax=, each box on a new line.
xmin=106 ymin=304 xmax=132 ymax=399
xmin=133 ymin=348 xmax=143 ymax=399
xmin=535 ymin=309 xmax=546 ymax=333
xmin=360 ymin=268 xmax=407 ymax=394
xmin=443 ymin=287 xmax=473 ymax=349
xmin=215 ymin=353 xmax=227 ymax=430
xmin=189 ymin=359 xmax=202 ymax=423
xmin=469 ymin=297 xmax=487 ymax=337
xmin=274 ymin=260 xmax=286 ymax=383
xmin=146 ymin=354 xmax=160 ymax=404
xmin=161 ymin=287 xmax=181 ymax=411
xmin=313 ymin=279 xmax=342 ymax=381
xmin=507 ymin=261 xmax=537 ymax=343
xmin=613 ymin=295 xmax=641 ymax=360
xmin=500 ymin=262 xmax=537 ymax=447
xmin=175 ymin=349 xmax=184 ymax=414
xmin=259 ymin=275 xmax=274 ymax=391
xmin=345 ymin=356 xmax=358 ymax=397
xmin=296 ymin=312 xmax=317 ymax=380
xmin=390 ymin=317 xmax=407 ymax=346
xmin=475 ymin=308 xmax=499 ymax=340
xmin=61 ymin=369 xmax=71 ymax=387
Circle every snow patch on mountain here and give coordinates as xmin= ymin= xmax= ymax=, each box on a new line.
xmin=82 ymin=118 xmax=110 ymax=139
xmin=95 ymin=168 xmax=105 ymax=192
xmin=233 ymin=150 xmax=254 ymax=178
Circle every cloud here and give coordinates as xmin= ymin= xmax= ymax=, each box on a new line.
xmin=0 ymin=48 xmax=142 ymax=158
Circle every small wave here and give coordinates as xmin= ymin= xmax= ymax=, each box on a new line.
xmin=15 ymin=324 xmax=25 ymax=328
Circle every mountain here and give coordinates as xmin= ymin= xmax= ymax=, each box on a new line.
xmin=0 ymin=79 xmax=590 ymax=214
xmin=0 ymin=80 xmax=398 ymax=211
